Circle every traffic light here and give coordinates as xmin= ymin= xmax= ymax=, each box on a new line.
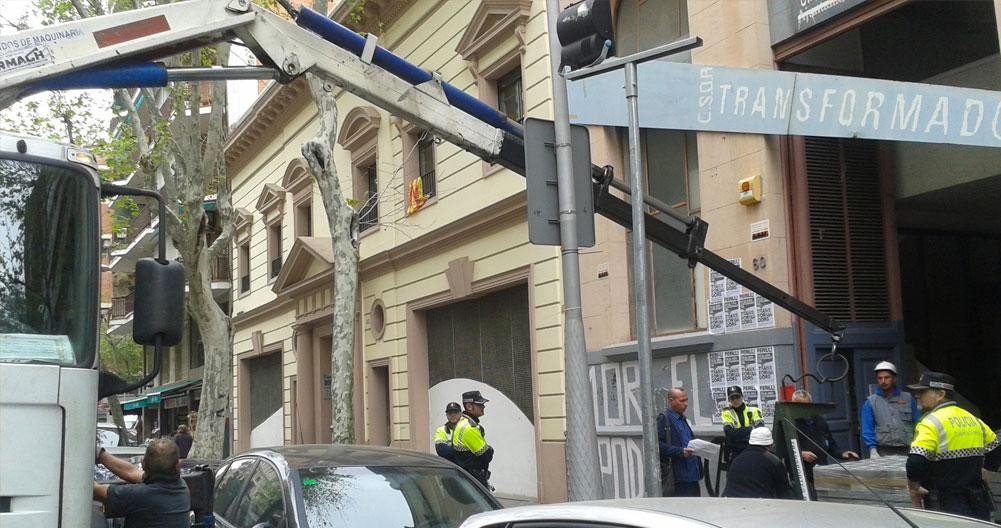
xmin=556 ymin=0 xmax=614 ymax=71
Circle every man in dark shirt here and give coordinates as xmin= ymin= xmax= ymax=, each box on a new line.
xmin=94 ymin=437 xmax=191 ymax=528
xmin=723 ymin=426 xmax=795 ymax=499
xmin=791 ymin=390 xmax=860 ymax=499
xmin=173 ymin=424 xmax=193 ymax=459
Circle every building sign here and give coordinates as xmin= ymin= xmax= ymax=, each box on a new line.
xmin=567 ymin=61 xmax=1001 ymax=149
xmin=767 ymin=0 xmax=868 ymax=45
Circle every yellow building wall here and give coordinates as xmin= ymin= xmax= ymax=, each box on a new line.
xmin=226 ymin=0 xmax=569 ymax=469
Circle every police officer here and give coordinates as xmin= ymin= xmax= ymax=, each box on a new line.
xmin=433 ymin=402 xmax=462 ymax=462
xmin=861 ymin=361 xmax=919 ymax=457
xmin=905 ymin=372 xmax=1000 ymax=520
xmin=452 ymin=390 xmax=494 ymax=489
xmin=721 ymin=385 xmax=765 ymax=461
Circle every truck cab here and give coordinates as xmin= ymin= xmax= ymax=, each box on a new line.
xmin=0 ymin=133 xmax=104 ymax=527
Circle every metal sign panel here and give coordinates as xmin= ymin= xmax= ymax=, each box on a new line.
xmin=567 ymin=60 xmax=1001 ymax=148
xmin=524 ymin=118 xmax=595 ymax=247
xmin=767 ymin=0 xmax=867 ymax=45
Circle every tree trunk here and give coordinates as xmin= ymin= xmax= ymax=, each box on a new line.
xmin=187 ymin=247 xmax=232 ymax=459
xmin=107 ymin=394 xmax=129 ymax=442
xmin=167 ymin=46 xmax=234 ymax=459
xmin=302 ymin=73 xmax=359 ymax=444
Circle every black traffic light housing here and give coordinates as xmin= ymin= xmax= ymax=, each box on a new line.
xmin=557 ymin=0 xmax=614 ymax=71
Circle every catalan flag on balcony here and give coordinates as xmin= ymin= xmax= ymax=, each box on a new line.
xmin=407 ymin=177 xmax=428 ymax=215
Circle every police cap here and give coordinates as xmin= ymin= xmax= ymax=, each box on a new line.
xmin=462 ymin=390 xmax=489 ymax=405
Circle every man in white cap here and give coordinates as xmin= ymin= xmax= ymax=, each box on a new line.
xmin=860 ymin=361 xmax=919 ymax=457
xmin=722 ymin=427 xmax=795 ymax=499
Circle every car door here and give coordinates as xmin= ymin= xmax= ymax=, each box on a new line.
xmin=226 ymin=460 xmax=288 ymax=528
xmin=213 ymin=457 xmax=259 ymax=527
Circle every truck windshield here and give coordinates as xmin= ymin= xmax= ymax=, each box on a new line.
xmin=0 ymin=157 xmax=99 ymax=368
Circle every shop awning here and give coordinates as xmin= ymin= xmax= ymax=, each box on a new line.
xmin=119 ymin=378 xmax=201 ymax=411
xmin=120 ymin=395 xmax=151 ymax=411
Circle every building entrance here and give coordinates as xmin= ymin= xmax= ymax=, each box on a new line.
xmin=781 ymin=1 xmax=1001 ymax=433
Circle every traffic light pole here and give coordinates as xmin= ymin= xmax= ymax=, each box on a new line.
xmin=624 ymin=60 xmax=662 ymax=498
xmin=545 ymin=0 xmax=603 ymax=501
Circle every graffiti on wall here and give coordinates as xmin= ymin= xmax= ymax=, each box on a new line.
xmin=589 ymin=347 xmax=781 ymax=498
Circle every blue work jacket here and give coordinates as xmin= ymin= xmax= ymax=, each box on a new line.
xmin=657 ymin=409 xmax=702 ymax=483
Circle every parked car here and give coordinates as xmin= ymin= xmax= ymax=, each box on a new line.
xmin=212 ymin=444 xmax=501 ymax=528
xmin=458 ymin=498 xmax=996 ymax=528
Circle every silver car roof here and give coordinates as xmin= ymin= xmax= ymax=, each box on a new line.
xmin=459 ymin=498 xmax=996 ymax=528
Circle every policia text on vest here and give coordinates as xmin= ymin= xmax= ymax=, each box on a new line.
xmin=905 ymin=372 xmax=1001 ymax=521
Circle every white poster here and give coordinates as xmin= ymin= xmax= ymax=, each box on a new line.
xmin=710 ymin=346 xmax=779 ymax=424
xmin=706 ymin=259 xmax=776 ymax=334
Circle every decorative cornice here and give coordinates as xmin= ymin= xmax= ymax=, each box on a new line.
xmin=233 ymin=208 xmax=254 ymax=232
xmin=337 ymin=106 xmax=382 ymax=152
xmin=255 ymin=183 xmax=286 ymax=214
xmin=330 ymin=0 xmax=418 ymax=34
xmin=455 ymin=0 xmax=533 ymax=63
xmin=224 ymin=78 xmax=311 ymax=175
xmin=272 ymin=236 xmax=334 ymax=297
xmin=281 ymin=158 xmax=312 ymax=194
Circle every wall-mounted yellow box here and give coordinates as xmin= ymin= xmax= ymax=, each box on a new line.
xmin=738 ymin=175 xmax=762 ymax=205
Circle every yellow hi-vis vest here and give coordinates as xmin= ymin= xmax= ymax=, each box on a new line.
xmin=910 ymin=402 xmax=999 ymax=461
xmin=433 ymin=424 xmax=453 ymax=446
xmin=452 ymin=415 xmax=490 ymax=456
xmin=721 ymin=405 xmax=764 ymax=429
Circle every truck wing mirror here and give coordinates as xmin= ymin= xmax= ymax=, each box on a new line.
xmin=133 ymin=257 xmax=184 ymax=347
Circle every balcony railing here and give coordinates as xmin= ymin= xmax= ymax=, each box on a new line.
xmin=110 ymin=292 xmax=135 ymax=319
xmin=211 ymin=247 xmax=231 ymax=282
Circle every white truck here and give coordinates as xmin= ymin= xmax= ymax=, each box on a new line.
xmin=0 ymin=1 xmax=846 ymax=526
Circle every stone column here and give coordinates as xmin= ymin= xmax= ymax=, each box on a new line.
xmin=294 ymin=326 xmax=315 ymax=443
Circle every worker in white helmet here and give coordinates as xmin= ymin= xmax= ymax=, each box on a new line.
xmin=860 ymin=361 xmax=920 ymax=457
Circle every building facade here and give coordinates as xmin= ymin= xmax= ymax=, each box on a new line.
xmin=224 ymin=0 xmax=1001 ymax=501
xmin=225 ymin=0 xmax=569 ymax=503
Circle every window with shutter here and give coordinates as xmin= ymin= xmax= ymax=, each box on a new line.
xmin=425 ymin=285 xmax=533 ymax=421
xmin=805 ymin=137 xmax=890 ymax=321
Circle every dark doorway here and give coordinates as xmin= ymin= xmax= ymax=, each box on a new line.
xmin=898 ymin=231 xmax=1001 ymax=425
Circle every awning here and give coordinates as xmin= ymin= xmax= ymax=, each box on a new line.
xmin=119 ymin=378 xmax=201 ymax=411
xmin=120 ymin=395 xmax=151 ymax=411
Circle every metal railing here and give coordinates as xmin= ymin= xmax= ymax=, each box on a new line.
xmin=110 ymin=292 xmax=135 ymax=319
xmin=211 ymin=247 xmax=231 ymax=281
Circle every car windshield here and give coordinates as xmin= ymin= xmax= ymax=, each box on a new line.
xmin=0 ymin=157 xmax=98 ymax=368
xmin=298 ymin=465 xmax=496 ymax=528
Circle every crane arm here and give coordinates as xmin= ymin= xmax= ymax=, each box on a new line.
xmin=0 ymin=0 xmax=844 ymax=337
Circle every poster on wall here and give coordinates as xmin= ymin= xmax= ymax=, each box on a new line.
xmin=708 ymin=259 xmax=776 ymax=334
xmin=710 ymin=346 xmax=778 ymax=424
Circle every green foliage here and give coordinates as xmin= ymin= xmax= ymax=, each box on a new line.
xmin=100 ymin=321 xmax=144 ymax=381
xmin=34 ymin=0 xmax=80 ymax=24
xmin=347 ymin=0 xmax=367 ymax=26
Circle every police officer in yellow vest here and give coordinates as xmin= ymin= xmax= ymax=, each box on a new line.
xmin=722 ymin=385 xmax=765 ymax=461
xmin=453 ymin=390 xmax=494 ymax=489
xmin=905 ymin=372 xmax=1000 ymax=520
xmin=433 ymin=402 xmax=463 ymax=463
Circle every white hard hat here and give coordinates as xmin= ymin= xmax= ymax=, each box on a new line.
xmin=874 ymin=361 xmax=897 ymax=375
xmin=749 ymin=427 xmax=773 ymax=446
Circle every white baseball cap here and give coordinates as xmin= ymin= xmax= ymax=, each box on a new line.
xmin=749 ymin=427 xmax=773 ymax=446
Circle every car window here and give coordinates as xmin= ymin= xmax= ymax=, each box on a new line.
xmin=298 ymin=465 xmax=496 ymax=528
xmin=214 ymin=458 xmax=258 ymax=521
xmin=230 ymin=461 xmax=286 ymax=528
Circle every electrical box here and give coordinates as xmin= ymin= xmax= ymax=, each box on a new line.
xmin=738 ymin=175 xmax=762 ymax=205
